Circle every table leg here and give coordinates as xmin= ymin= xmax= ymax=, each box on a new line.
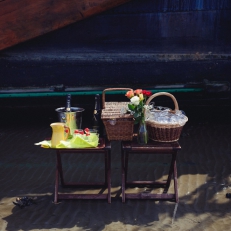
xmin=125 ymin=152 xmax=129 ymax=185
xmin=107 ymin=150 xmax=111 ymax=203
xmin=163 ymin=152 xmax=176 ymax=194
xmin=121 ymin=149 xmax=125 ymax=203
xmin=173 ymin=156 xmax=179 ymax=203
xmin=56 ymin=151 xmax=65 ymax=186
xmin=105 ymin=152 xmax=108 ymax=185
xmin=54 ymin=157 xmax=60 ymax=204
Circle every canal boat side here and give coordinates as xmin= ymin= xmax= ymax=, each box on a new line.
xmin=0 ymin=0 xmax=231 ymax=97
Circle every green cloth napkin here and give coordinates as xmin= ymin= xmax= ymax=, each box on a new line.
xmin=35 ymin=134 xmax=99 ymax=149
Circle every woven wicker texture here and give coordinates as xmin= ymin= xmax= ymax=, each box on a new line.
xmin=101 ymin=88 xmax=134 ymax=141
xmin=145 ymin=92 xmax=188 ymax=142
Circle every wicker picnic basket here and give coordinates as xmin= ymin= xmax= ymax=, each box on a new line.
xmin=145 ymin=92 xmax=188 ymax=142
xmin=101 ymin=88 xmax=134 ymax=141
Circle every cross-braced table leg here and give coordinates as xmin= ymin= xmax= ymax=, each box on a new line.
xmin=121 ymin=141 xmax=181 ymax=203
xmin=121 ymin=149 xmax=126 ymax=203
xmin=106 ymin=149 xmax=111 ymax=203
xmin=54 ymin=159 xmax=60 ymax=204
xmin=54 ymin=145 xmax=111 ymax=203
xmin=163 ymin=151 xmax=177 ymax=193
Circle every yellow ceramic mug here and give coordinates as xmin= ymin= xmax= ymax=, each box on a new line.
xmin=50 ymin=122 xmax=70 ymax=148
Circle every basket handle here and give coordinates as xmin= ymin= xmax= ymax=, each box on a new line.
xmin=102 ymin=88 xmax=133 ymax=109
xmin=145 ymin=92 xmax=179 ymax=112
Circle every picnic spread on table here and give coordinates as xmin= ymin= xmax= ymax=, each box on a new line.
xmin=35 ymin=88 xmax=188 ymax=204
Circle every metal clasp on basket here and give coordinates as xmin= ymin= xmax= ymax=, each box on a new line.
xmin=108 ymin=119 xmax=117 ymax=125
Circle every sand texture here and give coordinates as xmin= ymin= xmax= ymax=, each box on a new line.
xmin=0 ymin=115 xmax=231 ymax=231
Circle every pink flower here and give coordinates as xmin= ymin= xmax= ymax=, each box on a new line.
xmin=134 ymin=89 xmax=142 ymax=95
xmin=125 ymin=90 xmax=134 ymax=99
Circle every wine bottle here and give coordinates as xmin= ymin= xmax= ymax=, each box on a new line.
xmin=93 ymin=94 xmax=101 ymax=135
xmin=65 ymin=94 xmax=71 ymax=112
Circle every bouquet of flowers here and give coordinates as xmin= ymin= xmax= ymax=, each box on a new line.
xmin=125 ymin=89 xmax=152 ymax=124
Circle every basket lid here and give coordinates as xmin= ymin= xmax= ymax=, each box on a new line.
xmin=101 ymin=102 xmax=133 ymax=119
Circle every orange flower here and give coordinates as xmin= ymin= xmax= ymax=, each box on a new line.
xmin=125 ymin=90 xmax=134 ymax=99
xmin=134 ymin=89 xmax=142 ymax=95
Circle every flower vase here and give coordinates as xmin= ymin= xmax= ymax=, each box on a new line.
xmin=137 ymin=121 xmax=148 ymax=144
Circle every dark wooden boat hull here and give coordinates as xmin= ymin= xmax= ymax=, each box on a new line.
xmin=0 ymin=0 xmax=231 ymax=97
xmin=0 ymin=0 xmax=132 ymax=51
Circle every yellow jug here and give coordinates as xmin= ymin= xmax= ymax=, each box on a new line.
xmin=50 ymin=122 xmax=70 ymax=148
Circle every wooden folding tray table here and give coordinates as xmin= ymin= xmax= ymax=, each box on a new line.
xmin=51 ymin=138 xmax=111 ymax=203
xmin=121 ymin=139 xmax=181 ymax=203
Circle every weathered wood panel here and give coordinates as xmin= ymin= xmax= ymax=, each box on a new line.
xmin=0 ymin=0 xmax=231 ymax=90
xmin=0 ymin=0 xmax=132 ymax=51
xmin=1 ymin=52 xmax=231 ymax=88
xmin=109 ymin=0 xmax=231 ymax=12
xmin=2 ymin=0 xmax=229 ymax=48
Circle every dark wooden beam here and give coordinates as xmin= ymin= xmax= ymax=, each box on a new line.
xmin=0 ymin=0 xmax=132 ymax=51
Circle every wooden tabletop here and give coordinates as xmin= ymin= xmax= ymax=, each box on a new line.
xmin=122 ymin=138 xmax=181 ymax=153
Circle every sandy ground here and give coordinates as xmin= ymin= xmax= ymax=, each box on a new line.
xmin=0 ymin=106 xmax=231 ymax=231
